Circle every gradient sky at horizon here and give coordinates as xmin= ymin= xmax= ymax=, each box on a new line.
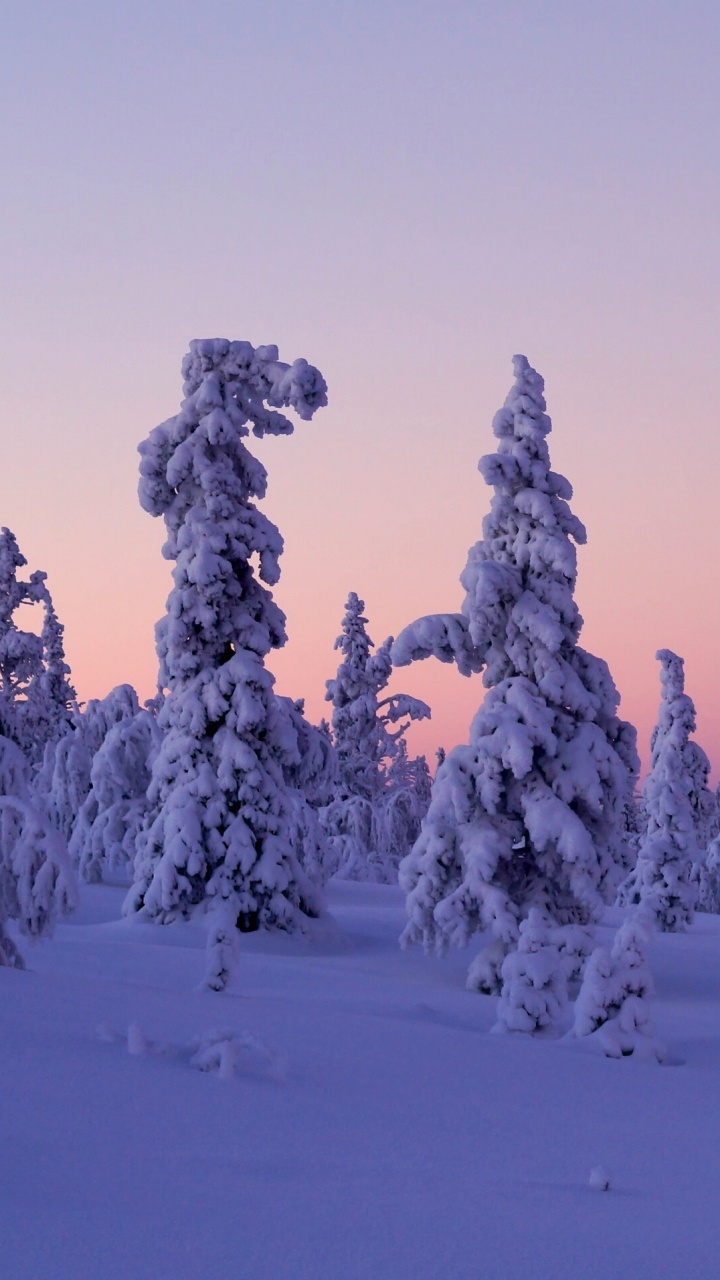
xmin=2 ymin=0 xmax=720 ymax=776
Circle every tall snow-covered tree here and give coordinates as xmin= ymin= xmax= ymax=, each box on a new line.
xmin=124 ymin=338 xmax=328 ymax=988
xmin=322 ymin=593 xmax=431 ymax=883
xmin=392 ymin=356 xmax=638 ymax=1008
xmin=0 ymin=529 xmax=75 ymax=764
xmin=620 ymin=650 xmax=701 ymax=930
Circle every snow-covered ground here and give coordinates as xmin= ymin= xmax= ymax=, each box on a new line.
xmin=3 ymin=882 xmax=720 ymax=1280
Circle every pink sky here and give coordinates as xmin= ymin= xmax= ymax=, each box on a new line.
xmin=2 ymin=1 xmax=719 ymax=777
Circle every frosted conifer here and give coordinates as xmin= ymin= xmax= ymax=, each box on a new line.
xmin=393 ymin=357 xmax=638 ymax=1010
xmin=620 ymin=651 xmax=700 ymax=930
xmin=22 ymin=586 xmax=76 ymax=761
xmin=69 ymin=707 xmax=162 ymax=883
xmin=495 ymin=908 xmax=567 ymax=1033
xmin=572 ymin=909 xmax=664 ymax=1061
xmin=38 ymin=685 xmax=142 ymax=842
xmin=0 ymin=736 xmax=76 ymax=967
xmin=0 ymin=529 xmax=75 ymax=765
xmin=322 ymin=593 xmax=431 ymax=883
xmin=275 ymin=696 xmax=337 ymax=887
xmin=124 ymin=339 xmax=328 ymax=988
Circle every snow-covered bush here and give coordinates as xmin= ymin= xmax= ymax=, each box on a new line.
xmin=0 ymin=528 xmax=75 ymax=764
xmin=124 ymin=338 xmax=328 ymax=989
xmin=0 ymin=736 xmax=77 ymax=967
xmin=572 ymin=910 xmax=664 ymax=1061
xmin=69 ymin=708 xmax=162 ymax=883
xmin=322 ymin=593 xmax=432 ymax=883
xmin=393 ymin=356 xmax=638 ymax=1014
xmin=619 ymin=651 xmax=700 ymax=931
xmin=495 ymin=909 xmax=567 ymax=1034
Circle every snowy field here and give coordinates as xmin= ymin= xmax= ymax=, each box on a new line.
xmin=3 ymin=881 xmax=720 ymax=1280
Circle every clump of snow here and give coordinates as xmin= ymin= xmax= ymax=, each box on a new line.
xmin=190 ymin=1029 xmax=284 ymax=1082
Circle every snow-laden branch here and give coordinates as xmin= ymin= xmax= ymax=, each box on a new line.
xmin=391 ymin=614 xmax=483 ymax=678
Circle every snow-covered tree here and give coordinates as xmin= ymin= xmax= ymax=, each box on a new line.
xmin=275 ymin=696 xmax=337 ymax=887
xmin=572 ymin=909 xmax=664 ymax=1061
xmin=382 ymin=738 xmax=432 ymax=864
xmin=392 ymin=356 xmax=638 ymax=1007
xmin=0 ymin=528 xmax=74 ymax=763
xmin=495 ymin=908 xmax=567 ymax=1034
xmin=69 ymin=707 xmax=162 ymax=883
xmin=620 ymin=650 xmax=700 ymax=931
xmin=0 ymin=736 xmax=77 ymax=967
xmin=124 ymin=338 xmax=328 ymax=989
xmin=322 ymin=593 xmax=431 ymax=883
xmin=700 ymin=837 xmax=720 ymax=913
xmin=21 ymin=586 xmax=76 ymax=762
xmin=686 ymin=740 xmax=716 ymax=853
xmin=38 ymin=684 xmax=142 ymax=842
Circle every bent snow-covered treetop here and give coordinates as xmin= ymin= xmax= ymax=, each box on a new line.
xmin=393 ymin=354 xmax=588 ymax=687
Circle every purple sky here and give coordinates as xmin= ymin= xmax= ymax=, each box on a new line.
xmin=2 ymin=1 xmax=720 ymax=774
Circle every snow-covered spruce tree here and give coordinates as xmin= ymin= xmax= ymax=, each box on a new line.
xmin=0 ymin=529 xmax=44 ymax=744
xmin=392 ymin=356 xmax=639 ymax=1010
xmin=21 ymin=585 xmax=76 ymax=762
xmin=0 ymin=530 xmax=57 ymax=762
xmin=69 ymin=707 xmax=162 ymax=884
xmin=124 ymin=338 xmax=328 ymax=989
xmin=0 ymin=529 xmax=76 ymax=765
xmin=0 ymin=735 xmax=77 ymax=967
xmin=495 ymin=908 xmax=567 ymax=1033
xmin=274 ymin=696 xmax=337 ymax=887
xmin=322 ymin=593 xmax=431 ymax=883
xmin=700 ymin=837 xmax=720 ymax=913
xmin=620 ymin=651 xmax=702 ymax=930
xmin=382 ymin=737 xmax=432 ymax=867
xmin=572 ymin=909 xmax=664 ymax=1061
xmin=686 ymin=740 xmax=716 ymax=853
xmin=38 ymin=684 xmax=142 ymax=843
